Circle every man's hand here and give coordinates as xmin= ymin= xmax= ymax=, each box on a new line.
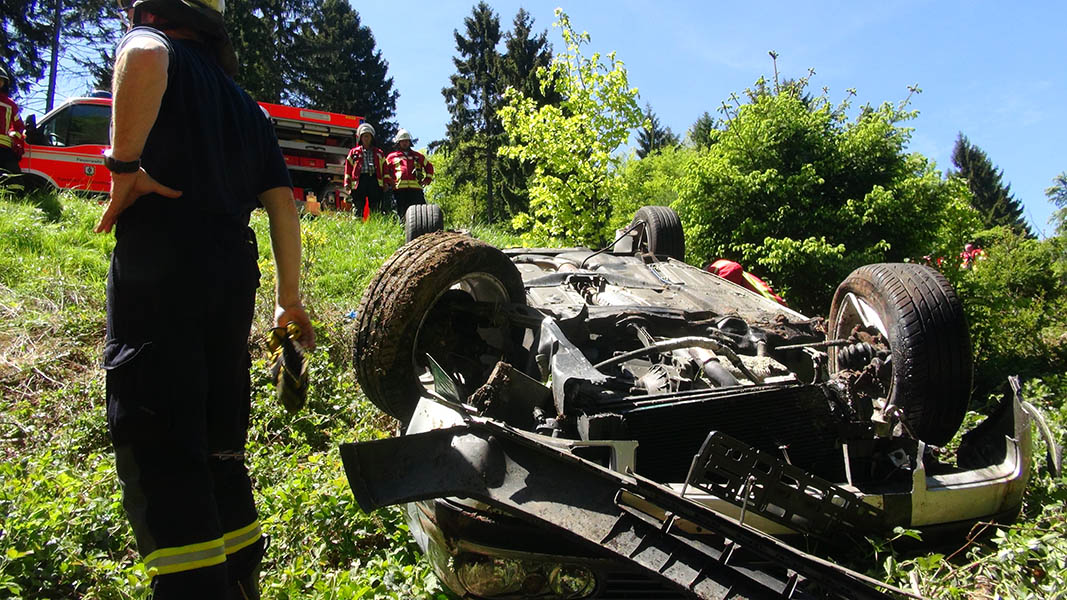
xmin=275 ymin=303 xmax=315 ymax=350
xmin=94 ymin=169 xmax=182 ymax=233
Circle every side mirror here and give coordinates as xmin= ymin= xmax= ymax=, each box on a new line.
xmin=24 ymin=114 xmax=42 ymax=145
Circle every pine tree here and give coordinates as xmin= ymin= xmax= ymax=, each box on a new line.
xmin=296 ymin=0 xmax=398 ymax=143
xmin=442 ymin=2 xmax=503 ymax=221
xmin=2 ymin=1 xmax=121 ymax=103
xmin=496 ymin=9 xmax=557 ymax=216
xmin=636 ymin=103 xmax=679 ymax=159
xmin=951 ymin=133 xmax=1033 ymax=237
xmin=226 ymin=0 xmax=316 ymax=105
xmin=688 ymin=111 xmax=718 ymax=148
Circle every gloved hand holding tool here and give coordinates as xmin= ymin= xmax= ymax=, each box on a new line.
xmin=269 ymin=322 xmax=309 ymax=413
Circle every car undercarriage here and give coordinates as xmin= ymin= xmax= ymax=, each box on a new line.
xmin=340 ymin=206 xmax=1040 ymax=599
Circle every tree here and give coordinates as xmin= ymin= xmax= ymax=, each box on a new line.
xmin=636 ymin=103 xmax=679 ymax=158
xmin=951 ymin=133 xmax=1033 ymax=238
xmin=226 ymin=0 xmax=316 ymax=105
xmin=687 ymin=111 xmax=718 ymax=149
xmin=2 ymin=1 xmax=121 ymax=104
xmin=1047 ymin=172 xmax=1067 ymax=236
xmin=500 ymin=9 xmax=645 ymax=247
xmin=674 ymin=77 xmax=979 ymax=313
xmin=496 ymin=8 xmax=556 ymax=217
xmin=442 ymin=2 xmax=503 ymax=222
xmin=296 ymin=0 xmax=397 ymax=143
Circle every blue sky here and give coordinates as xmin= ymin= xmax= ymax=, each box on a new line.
xmin=353 ymin=1 xmax=1066 ymax=236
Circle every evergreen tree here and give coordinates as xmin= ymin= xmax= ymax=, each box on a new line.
xmin=687 ymin=111 xmax=718 ymax=148
xmin=297 ymin=0 xmax=398 ymax=143
xmin=2 ymin=1 xmax=121 ymax=103
xmin=442 ymin=2 xmax=503 ymax=221
xmin=496 ymin=8 xmax=556 ymax=216
xmin=951 ymin=133 xmax=1033 ymax=237
xmin=636 ymin=103 xmax=679 ymax=159
xmin=226 ymin=0 xmax=316 ymax=105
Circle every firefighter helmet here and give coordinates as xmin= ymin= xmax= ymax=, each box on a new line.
xmin=357 ymin=123 xmax=375 ymax=140
xmin=394 ymin=129 xmax=412 ymax=144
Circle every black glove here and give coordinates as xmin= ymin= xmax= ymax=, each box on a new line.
xmin=268 ymin=322 xmax=309 ymax=413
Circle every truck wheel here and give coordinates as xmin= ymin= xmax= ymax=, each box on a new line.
xmin=828 ymin=263 xmax=972 ymax=446
xmin=354 ymin=231 xmax=526 ymax=423
xmin=404 ymin=204 xmax=444 ymax=242
xmin=632 ymin=206 xmax=685 ymax=261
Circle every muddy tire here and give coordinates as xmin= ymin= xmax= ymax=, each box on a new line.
xmin=404 ymin=204 xmax=444 ymax=242
xmin=632 ymin=206 xmax=685 ymax=261
xmin=354 ymin=231 xmax=525 ymax=423
xmin=828 ymin=263 xmax=972 ymax=445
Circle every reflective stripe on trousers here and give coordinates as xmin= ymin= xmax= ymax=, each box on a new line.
xmin=145 ymin=520 xmax=262 ymax=576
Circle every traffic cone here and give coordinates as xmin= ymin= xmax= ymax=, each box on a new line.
xmin=362 ymin=197 xmax=370 ymax=222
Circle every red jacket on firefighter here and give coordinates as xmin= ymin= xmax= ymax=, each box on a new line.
xmin=706 ymin=259 xmax=787 ymax=305
xmin=385 ymin=147 xmax=433 ymax=190
xmin=343 ymin=144 xmax=390 ymax=191
xmin=0 ymin=66 xmax=25 ymax=174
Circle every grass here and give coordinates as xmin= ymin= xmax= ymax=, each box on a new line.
xmin=1 ymin=189 xmax=1065 ymax=599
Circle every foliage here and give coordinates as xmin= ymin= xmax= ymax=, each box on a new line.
xmin=424 ymin=146 xmax=484 ymax=227
xmin=686 ymin=110 xmax=719 ymax=149
xmin=950 ymin=133 xmax=1033 ymax=238
xmin=674 ymin=76 xmax=972 ymax=313
xmin=441 ymin=4 xmax=555 ymax=221
xmin=611 ymin=145 xmax=698 ymax=230
xmin=635 ymin=103 xmax=679 ymax=159
xmin=294 ymin=0 xmax=398 ymax=144
xmin=2 ymin=0 xmax=121 ymax=102
xmin=1046 ymin=171 xmax=1067 ymax=235
xmin=499 ymin=9 xmax=645 ymax=247
xmin=943 ymin=227 xmax=1067 ymax=400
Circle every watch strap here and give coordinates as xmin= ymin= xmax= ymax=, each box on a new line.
xmin=103 ymin=150 xmax=141 ymax=174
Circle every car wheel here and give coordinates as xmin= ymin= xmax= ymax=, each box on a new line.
xmin=632 ymin=206 xmax=685 ymax=261
xmin=828 ymin=263 xmax=972 ymax=446
xmin=354 ymin=231 xmax=526 ymax=423
xmin=404 ymin=204 xmax=444 ymax=242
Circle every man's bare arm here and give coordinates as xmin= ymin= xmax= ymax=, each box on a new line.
xmin=95 ymin=35 xmax=182 ymax=233
xmin=260 ymin=186 xmax=315 ymax=349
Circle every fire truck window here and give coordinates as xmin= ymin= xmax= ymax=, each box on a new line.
xmin=67 ymin=104 xmax=112 ymax=147
xmin=38 ymin=107 xmax=72 ymax=147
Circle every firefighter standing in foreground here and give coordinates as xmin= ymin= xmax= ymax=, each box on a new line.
xmin=97 ymin=0 xmax=314 ymax=598
xmin=0 ymin=65 xmax=25 ymax=176
xmin=343 ymin=122 xmax=390 ymax=220
xmin=385 ymin=128 xmax=433 ymax=218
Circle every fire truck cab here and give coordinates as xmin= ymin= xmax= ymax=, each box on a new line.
xmin=19 ymin=93 xmax=361 ymax=210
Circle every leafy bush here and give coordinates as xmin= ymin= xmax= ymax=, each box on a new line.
xmin=424 ymin=147 xmax=485 ymax=227
xmin=944 ymin=227 xmax=1067 ymax=401
xmin=673 ymin=79 xmax=979 ymax=313
xmin=610 ymin=146 xmax=699 ymax=234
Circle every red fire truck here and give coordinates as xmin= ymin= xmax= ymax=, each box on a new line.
xmin=19 ymin=93 xmax=361 ymax=209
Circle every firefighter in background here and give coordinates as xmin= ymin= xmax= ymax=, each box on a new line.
xmin=0 ymin=65 xmax=25 ymax=176
xmin=706 ymin=259 xmax=787 ymax=305
xmin=343 ymin=122 xmax=390 ymax=221
xmin=97 ymin=0 xmax=313 ymax=597
xmin=385 ymin=128 xmax=433 ymax=218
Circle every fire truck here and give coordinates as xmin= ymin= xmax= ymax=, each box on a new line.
xmin=18 ymin=93 xmax=361 ymax=209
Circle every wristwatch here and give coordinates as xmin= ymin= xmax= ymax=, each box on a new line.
xmin=103 ymin=149 xmax=141 ymax=174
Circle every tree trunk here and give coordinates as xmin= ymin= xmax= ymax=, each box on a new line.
xmin=46 ymin=0 xmax=62 ymax=112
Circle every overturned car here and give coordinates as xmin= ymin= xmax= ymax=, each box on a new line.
xmin=341 ymin=206 xmax=1035 ymax=599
